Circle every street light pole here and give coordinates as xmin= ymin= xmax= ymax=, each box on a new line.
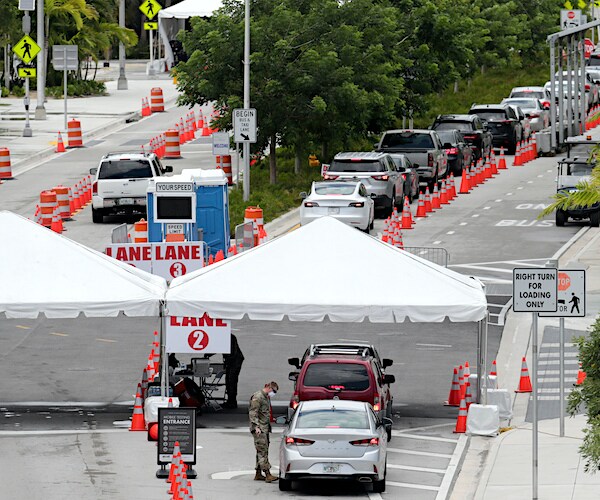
xmin=117 ymin=0 xmax=128 ymax=90
xmin=242 ymin=0 xmax=250 ymax=201
xmin=35 ymin=0 xmax=46 ymax=119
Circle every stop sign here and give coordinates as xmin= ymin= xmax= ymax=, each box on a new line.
xmin=558 ymin=272 xmax=571 ymax=291
xmin=585 ymin=38 xmax=595 ymax=59
xmin=568 ymin=11 xmax=575 ymax=19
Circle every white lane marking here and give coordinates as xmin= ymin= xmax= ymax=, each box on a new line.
xmin=16 ymin=325 xmax=31 ymax=330
xmin=459 ymin=222 xmax=467 ymax=226
xmin=232 ymin=328 xmax=240 ymax=331
xmin=537 ymin=175 xmax=543 ymax=178
xmin=447 ymin=231 xmax=455 ymax=235
xmin=388 ymin=463 xmax=447 ymax=474
xmin=538 ymin=359 xmax=579 ymax=365
xmin=433 ymin=240 xmax=441 ymax=245
xmin=527 ymin=180 xmax=533 ymax=183
xmin=471 ymin=214 xmax=479 ymax=218
xmin=387 ymin=481 xmax=439 ymax=491
xmin=506 ymin=192 xmax=513 ymax=196
xmin=211 ymin=467 xmax=280 ymax=480
xmin=483 ymin=206 xmax=491 ymax=210
xmin=495 ymin=199 xmax=502 ymax=202
xmin=368 ymin=493 xmax=384 ymax=500
xmin=50 ymin=332 xmax=69 ymax=337
xmin=517 ymin=187 xmax=523 ymax=190
xmin=449 ymin=264 xmax=513 ymax=273
xmin=387 ymin=448 xmax=453 ymax=459
xmin=547 ymin=169 xmax=552 ymax=172
xmin=416 ymin=343 xmax=452 ymax=348
xmin=436 ymin=434 xmax=467 ymax=500
xmin=397 ymin=434 xmax=458 ymax=443
xmin=271 ymin=333 xmax=296 ymax=337
xmin=197 ymin=445 xmax=203 ymax=449
xmin=96 ymin=338 xmax=117 ymax=343
xmin=395 ymin=423 xmax=454 ymax=434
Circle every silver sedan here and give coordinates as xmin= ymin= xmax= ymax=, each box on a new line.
xmin=299 ymin=181 xmax=375 ymax=233
xmin=501 ymin=98 xmax=550 ymax=132
xmin=278 ymin=400 xmax=390 ymax=493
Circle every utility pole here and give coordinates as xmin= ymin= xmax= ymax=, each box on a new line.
xmin=35 ymin=0 xmax=46 ymax=119
xmin=242 ymin=0 xmax=250 ymax=201
xmin=117 ymin=0 xmax=128 ymax=90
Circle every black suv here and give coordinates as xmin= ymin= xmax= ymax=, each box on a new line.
xmin=431 ymin=114 xmax=492 ymax=161
xmin=468 ymin=104 xmax=523 ymax=154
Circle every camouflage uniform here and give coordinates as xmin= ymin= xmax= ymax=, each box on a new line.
xmin=249 ymin=389 xmax=271 ymax=470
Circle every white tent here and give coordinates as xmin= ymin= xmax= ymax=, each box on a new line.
xmin=158 ymin=0 xmax=224 ymax=69
xmin=166 ymin=216 xmax=487 ymax=323
xmin=0 ymin=211 xmax=167 ymax=318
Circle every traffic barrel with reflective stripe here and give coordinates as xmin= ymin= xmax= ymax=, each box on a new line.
xmin=0 ymin=148 xmax=13 ymax=179
xmin=39 ymin=190 xmax=57 ymax=228
xmin=244 ymin=206 xmax=264 ymax=246
xmin=52 ymin=185 xmax=71 ymax=220
xmin=150 ymin=87 xmax=164 ymax=112
xmin=164 ymin=129 xmax=181 ymax=159
xmin=134 ymin=219 xmax=148 ymax=243
xmin=67 ymin=119 xmax=83 ymax=148
xmin=221 ymin=155 xmax=233 ymax=185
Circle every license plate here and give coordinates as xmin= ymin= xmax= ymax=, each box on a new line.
xmin=118 ymin=198 xmax=134 ymax=205
xmin=328 ymin=207 xmax=340 ymax=214
xmin=323 ymin=464 xmax=340 ymax=473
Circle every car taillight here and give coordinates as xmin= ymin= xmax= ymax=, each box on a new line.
xmin=371 ymin=174 xmax=389 ymax=181
xmin=401 ymin=174 xmax=406 ymax=180
xmin=323 ymin=174 xmax=338 ymax=180
xmin=92 ymin=181 xmax=98 ymax=195
xmin=542 ymin=101 xmax=550 ymax=108
xmin=373 ymin=394 xmax=380 ymax=412
xmin=350 ymin=438 xmax=379 ymax=446
xmin=445 ymin=148 xmax=458 ymax=155
xmin=463 ymin=134 xmax=477 ymax=140
xmin=427 ymin=153 xmax=433 ymax=167
xmin=585 ymin=84 xmax=591 ymax=91
xmin=529 ymin=112 xmax=540 ymax=118
xmin=349 ymin=202 xmax=364 ymax=207
xmin=291 ymin=393 xmax=299 ymax=409
xmin=286 ymin=437 xmax=314 ymax=445
xmin=303 ymin=201 xmax=319 ymax=207
xmin=328 ymin=385 xmax=345 ymax=390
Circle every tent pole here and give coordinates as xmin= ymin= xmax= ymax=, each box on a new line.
xmin=160 ymin=301 xmax=167 ymax=398
xmin=482 ymin=313 xmax=489 ymax=406
xmin=477 ymin=319 xmax=482 ymax=404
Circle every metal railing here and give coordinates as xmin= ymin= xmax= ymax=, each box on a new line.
xmin=234 ymin=221 xmax=255 ymax=252
xmin=402 ymin=246 xmax=450 ymax=267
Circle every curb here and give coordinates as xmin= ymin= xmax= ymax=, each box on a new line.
xmin=264 ymin=207 xmax=301 ymax=239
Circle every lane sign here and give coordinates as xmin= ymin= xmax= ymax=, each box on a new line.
xmin=233 ymin=108 xmax=257 ymax=143
xmin=513 ymin=268 xmax=558 ymax=312
xmin=13 ymin=35 xmax=40 ymax=64
xmin=166 ymin=315 xmax=232 ymax=354
xmin=144 ymin=22 xmax=158 ymax=30
xmin=139 ymin=0 xmax=162 ymax=20
xmin=540 ymin=269 xmax=585 ymax=317
xmin=18 ymin=67 xmax=36 ymax=78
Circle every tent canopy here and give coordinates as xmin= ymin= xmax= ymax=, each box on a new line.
xmin=166 ymin=217 xmax=487 ymax=323
xmin=0 ymin=211 xmax=167 ymax=319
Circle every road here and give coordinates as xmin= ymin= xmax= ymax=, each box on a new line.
xmin=0 ymin=108 xmax=590 ymax=498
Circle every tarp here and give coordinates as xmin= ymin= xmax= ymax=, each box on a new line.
xmin=158 ymin=0 xmax=224 ymax=68
xmin=0 ymin=211 xmax=167 ymax=318
xmin=166 ymin=216 xmax=488 ymax=323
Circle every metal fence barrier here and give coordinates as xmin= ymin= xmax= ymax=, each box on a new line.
xmin=402 ymin=246 xmax=450 ymax=267
xmin=234 ymin=221 xmax=255 ymax=252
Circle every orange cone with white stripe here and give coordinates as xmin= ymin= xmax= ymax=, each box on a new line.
xmin=440 ymin=179 xmax=449 ymax=204
xmin=465 ymin=381 xmax=473 ymax=409
xmin=167 ymin=441 xmax=181 ymax=483
xmin=129 ymin=384 xmax=146 ymax=431
xmin=424 ymin=187 xmax=433 ymax=212
xmin=415 ymin=195 xmax=427 ymax=218
xmin=50 ymin=206 xmax=64 ymax=234
xmin=515 ymin=357 xmax=532 ymax=393
xmin=56 ymin=132 xmax=66 ymax=153
xmin=498 ymin=147 xmax=507 ymax=169
xmin=431 ymin=183 xmax=441 ymax=209
xmin=446 ymin=367 xmax=461 ymax=406
xmin=453 ymin=397 xmax=468 ymax=433
xmin=448 ymin=173 xmax=456 ymax=199
xmin=513 ymin=142 xmax=523 ymax=166
xmin=459 ymin=168 xmax=470 ymax=194
xmin=401 ymin=196 xmax=413 ymax=229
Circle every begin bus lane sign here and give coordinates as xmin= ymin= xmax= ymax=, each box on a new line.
xmin=513 ymin=268 xmax=558 ymax=312
xmin=233 ymin=108 xmax=257 ymax=143
xmin=540 ymin=270 xmax=586 ymax=317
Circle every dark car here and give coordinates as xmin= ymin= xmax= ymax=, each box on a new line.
xmin=435 ymin=129 xmax=473 ymax=175
xmin=288 ymin=344 xmax=395 ymax=429
xmin=555 ymin=158 xmax=600 ymax=227
xmin=388 ymin=153 xmax=420 ymax=203
xmin=431 ymin=114 xmax=492 ymax=161
xmin=468 ymin=104 xmax=523 ymax=154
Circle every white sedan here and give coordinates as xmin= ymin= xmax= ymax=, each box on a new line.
xmin=299 ymin=181 xmax=375 ymax=233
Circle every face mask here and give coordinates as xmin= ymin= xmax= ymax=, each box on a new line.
xmin=268 ymin=391 xmax=276 ymax=398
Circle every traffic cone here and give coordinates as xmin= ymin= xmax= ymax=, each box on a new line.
xmin=208 ymin=254 xmax=214 ymax=265
xmin=490 ymin=150 xmax=498 ymax=175
xmin=393 ymin=228 xmax=404 ymax=249
xmin=483 ymin=157 xmax=491 ymax=180
xmin=73 ymin=182 xmax=82 ymax=211
xmin=50 ymin=206 xmax=63 ymax=234
xmin=141 ymin=367 xmax=149 ymax=401
xmin=448 ymin=173 xmax=456 ymax=199
xmin=146 ymin=353 xmax=156 ymax=381
xmin=415 ymin=195 xmax=427 ymax=218
xmin=401 ymin=197 xmax=413 ymax=229
xmin=129 ymin=384 xmax=146 ymax=431
xmin=458 ymin=364 xmax=466 ymax=400
xmin=459 ymin=168 xmax=470 ymax=194
xmin=197 ymin=110 xmax=204 ymax=130
xmin=215 ymin=249 xmax=225 ymax=262
xmin=464 ymin=361 xmax=471 ymax=377
xmin=186 ymin=479 xmax=194 ymax=500
xmin=446 ymin=367 xmax=461 ymax=406
xmin=515 ymin=357 xmax=532 ymax=393
xmin=490 ymin=359 xmax=497 ymax=377
xmin=465 ymin=381 xmax=473 ymax=409
xmin=56 ymin=132 xmax=66 ymax=153
xmin=576 ymin=363 xmax=587 ymax=386
xmin=513 ymin=142 xmax=522 ymax=166
xmin=531 ymin=136 xmax=537 ymax=159
xmin=453 ymin=397 xmax=468 ymax=434
xmin=167 ymin=441 xmax=181 ymax=483
xmin=382 ymin=218 xmax=390 ymax=242
xmin=431 ymin=183 xmax=441 ymax=209
xmin=440 ymin=179 xmax=449 ymax=204
xmin=424 ymin=187 xmax=433 ymax=212
xmin=498 ymin=147 xmax=507 ymax=169
xmin=168 ymin=457 xmax=184 ymax=494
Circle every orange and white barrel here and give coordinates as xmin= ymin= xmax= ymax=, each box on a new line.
xmin=150 ymin=87 xmax=164 ymax=113
xmin=67 ymin=119 xmax=83 ymax=148
xmin=53 ymin=186 xmax=71 ymax=219
xmin=244 ymin=206 xmax=264 ymax=246
xmin=221 ymin=155 xmax=233 ymax=185
xmin=40 ymin=190 xmax=57 ymax=227
xmin=164 ymin=129 xmax=181 ymax=159
xmin=0 ymin=148 xmax=13 ymax=179
xmin=133 ymin=219 xmax=148 ymax=243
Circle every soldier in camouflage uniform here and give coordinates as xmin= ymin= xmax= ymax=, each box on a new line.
xmin=249 ymin=381 xmax=279 ymax=482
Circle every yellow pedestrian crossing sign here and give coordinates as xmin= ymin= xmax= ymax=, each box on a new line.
xmin=18 ymin=67 xmax=36 ymax=78
xmin=139 ymin=0 xmax=162 ymax=20
xmin=144 ymin=22 xmax=158 ymax=30
xmin=13 ymin=35 xmax=40 ymax=64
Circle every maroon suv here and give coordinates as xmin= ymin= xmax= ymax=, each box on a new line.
xmin=288 ymin=344 xmax=395 ymax=431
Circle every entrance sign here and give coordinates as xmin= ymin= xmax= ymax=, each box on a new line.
xmin=139 ymin=0 xmax=162 ymax=20
xmin=13 ymin=35 xmax=40 ymax=64
xmin=166 ymin=315 xmax=232 ymax=354
xmin=157 ymin=407 xmax=196 ymax=464
xmin=212 ymin=132 xmax=230 ymax=155
xmin=540 ymin=269 xmax=585 ymax=317
xmin=233 ymin=108 xmax=257 ymax=143
xmin=513 ymin=268 xmax=558 ymax=312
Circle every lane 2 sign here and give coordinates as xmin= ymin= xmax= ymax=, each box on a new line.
xmin=166 ymin=314 xmax=231 ymax=354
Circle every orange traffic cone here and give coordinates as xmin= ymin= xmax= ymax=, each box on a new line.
xmin=490 ymin=151 xmax=498 ymax=175
xmin=465 ymin=381 xmax=473 ymax=409
xmin=464 ymin=361 xmax=471 ymax=377
xmin=490 ymin=359 xmax=497 ymax=377
xmin=208 ymin=254 xmax=214 ymax=265
xmin=513 ymin=142 xmax=522 ymax=166
xmin=424 ymin=187 xmax=433 ymax=212
xmin=532 ymin=136 xmax=537 ymax=159
xmin=215 ymin=249 xmax=225 ymax=262
xmin=448 ymin=173 xmax=457 ymax=199
xmin=415 ymin=195 xmax=427 ymax=218
xmin=576 ymin=363 xmax=586 ymax=386
xmin=129 ymin=384 xmax=146 ymax=431
xmin=393 ymin=228 xmax=404 ymax=249
xmin=431 ymin=183 xmax=441 ymax=209
xmin=515 ymin=357 xmax=532 ymax=393
xmin=50 ymin=206 xmax=63 ymax=234
xmin=459 ymin=167 xmax=470 ymax=194
xmin=458 ymin=364 xmax=466 ymax=400
xmin=453 ymin=397 xmax=468 ymax=433
xmin=56 ymin=132 xmax=66 ymax=153
xmin=440 ymin=179 xmax=449 ymax=204
xmin=167 ymin=441 xmax=181 ymax=483
xmin=446 ymin=367 xmax=461 ymax=406
xmin=401 ymin=197 xmax=413 ymax=229
xmin=498 ymin=147 xmax=507 ymax=169
xmin=382 ymin=219 xmax=390 ymax=243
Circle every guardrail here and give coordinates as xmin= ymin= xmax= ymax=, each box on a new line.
xmin=402 ymin=246 xmax=450 ymax=267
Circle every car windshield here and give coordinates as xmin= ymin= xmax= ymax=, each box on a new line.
xmin=587 ymin=71 xmax=600 ymax=81
xmin=511 ymin=91 xmax=544 ymax=99
xmin=571 ymin=164 xmax=594 ymax=175
xmin=504 ymin=99 xmax=539 ymax=109
xmin=380 ymin=132 xmax=434 ymax=149
xmin=314 ymin=183 xmax=356 ymax=195
xmin=330 ymin=160 xmax=385 ymax=172
xmin=436 ymin=130 xmax=457 ymax=144
xmin=99 ymin=160 xmax=153 ymax=179
xmin=434 ymin=121 xmax=473 ymax=132
xmin=296 ymin=408 xmax=369 ymax=429
xmin=303 ymin=363 xmax=370 ymax=391
xmin=471 ymin=110 xmax=505 ymax=121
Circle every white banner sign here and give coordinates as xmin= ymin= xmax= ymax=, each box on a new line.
xmin=105 ymin=242 xmax=203 ymax=280
xmin=166 ymin=315 xmax=231 ymax=354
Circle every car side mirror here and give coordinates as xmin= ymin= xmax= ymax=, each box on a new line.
xmin=396 ymin=165 xmax=406 ymax=173
xmin=383 ymin=374 xmax=396 ymax=385
xmin=288 ymin=371 xmax=299 ymax=382
xmin=164 ymin=166 xmax=174 ymax=173
xmin=382 ymin=358 xmax=393 ymax=368
xmin=288 ymin=357 xmax=300 ymax=369
xmin=373 ymin=143 xmax=380 ymax=149
xmin=370 ymin=192 xmax=378 ymax=198
xmin=275 ymin=415 xmax=287 ymax=425
xmin=299 ymin=192 xmax=307 ymax=200
xmin=89 ymin=167 xmax=97 ymax=175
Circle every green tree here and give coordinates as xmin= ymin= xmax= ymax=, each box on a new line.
xmin=0 ymin=2 xmax=21 ymax=87
xmin=568 ymin=316 xmax=600 ymax=472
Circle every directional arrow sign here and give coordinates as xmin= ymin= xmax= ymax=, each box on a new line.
xmin=13 ymin=35 xmax=40 ymax=64
xmin=139 ymin=0 xmax=162 ymax=20
xmin=18 ymin=67 xmax=36 ymax=78
xmin=233 ymin=108 xmax=257 ymax=143
xmin=144 ymin=22 xmax=158 ymax=30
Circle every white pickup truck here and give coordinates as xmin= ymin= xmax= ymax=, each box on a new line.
xmin=90 ymin=152 xmax=173 ymax=223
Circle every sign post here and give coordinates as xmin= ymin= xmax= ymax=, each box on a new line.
xmin=513 ymin=267 xmax=558 ymax=500
xmin=52 ymin=45 xmax=78 ymax=131
xmin=139 ymin=0 xmax=162 ymax=76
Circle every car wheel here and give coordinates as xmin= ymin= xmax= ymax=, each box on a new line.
xmin=372 ymin=466 xmax=386 ymax=493
xmin=363 ymin=224 xmax=370 ymax=234
xmin=370 ymin=217 xmax=374 ymax=230
xmin=555 ymin=209 xmax=567 ymax=227
xmin=92 ymin=208 xmax=104 ymax=224
xmin=590 ymin=210 xmax=600 ymax=227
xmin=279 ymin=476 xmax=292 ymax=491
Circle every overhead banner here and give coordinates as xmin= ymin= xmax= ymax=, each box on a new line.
xmin=166 ymin=314 xmax=231 ymax=354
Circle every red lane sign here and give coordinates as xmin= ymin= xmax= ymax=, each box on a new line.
xmin=166 ymin=314 xmax=232 ymax=353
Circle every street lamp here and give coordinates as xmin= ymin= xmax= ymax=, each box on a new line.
xmin=242 ymin=0 xmax=250 ymax=201
xmin=117 ymin=0 xmax=128 ymax=90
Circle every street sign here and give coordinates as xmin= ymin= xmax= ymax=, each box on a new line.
xmin=561 ymin=9 xmax=581 ymax=30
xmin=157 ymin=407 xmax=196 ymax=464
xmin=18 ymin=67 xmax=36 ymax=78
xmin=18 ymin=0 xmax=35 ymax=10
xmin=13 ymin=35 xmax=40 ymax=64
xmin=212 ymin=132 xmax=230 ymax=155
xmin=52 ymin=45 xmax=78 ymax=70
xmin=513 ymin=268 xmax=558 ymax=312
xmin=139 ymin=0 xmax=162 ymax=20
xmin=540 ymin=270 xmax=586 ymax=317
xmin=166 ymin=315 xmax=232 ymax=354
xmin=233 ymin=108 xmax=257 ymax=143
xmin=585 ymin=38 xmax=595 ymax=59
xmin=144 ymin=22 xmax=158 ymax=30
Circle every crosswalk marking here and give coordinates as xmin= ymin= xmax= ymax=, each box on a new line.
xmin=387 ymin=480 xmax=440 ymax=491
xmin=398 ymin=433 xmax=458 ymax=443
xmin=387 ymin=448 xmax=453 ymax=459
xmin=388 ymin=463 xmax=447 ymax=474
